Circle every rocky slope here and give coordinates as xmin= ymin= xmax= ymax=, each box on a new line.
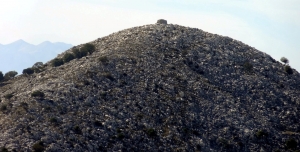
xmin=0 ymin=20 xmax=299 ymax=152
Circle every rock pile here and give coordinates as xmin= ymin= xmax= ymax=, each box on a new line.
xmin=0 ymin=20 xmax=299 ymax=151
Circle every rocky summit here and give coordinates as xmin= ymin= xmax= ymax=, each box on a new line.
xmin=0 ymin=20 xmax=300 ymax=152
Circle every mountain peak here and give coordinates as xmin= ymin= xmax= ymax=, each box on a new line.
xmin=9 ymin=39 xmax=28 ymax=45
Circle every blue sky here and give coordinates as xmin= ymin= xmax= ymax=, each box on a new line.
xmin=0 ymin=0 xmax=299 ymax=72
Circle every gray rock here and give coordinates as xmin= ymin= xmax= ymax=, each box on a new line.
xmin=157 ymin=19 xmax=167 ymax=24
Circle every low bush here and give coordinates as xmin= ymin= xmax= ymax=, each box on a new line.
xmin=4 ymin=93 xmax=13 ymax=99
xmin=0 ymin=105 xmax=7 ymax=111
xmin=286 ymin=138 xmax=297 ymax=149
xmin=98 ymin=56 xmax=109 ymax=64
xmin=72 ymin=48 xmax=82 ymax=58
xmin=284 ymin=65 xmax=293 ymax=74
xmin=94 ymin=121 xmax=102 ymax=127
xmin=31 ymin=90 xmax=45 ymax=98
xmin=51 ymin=58 xmax=64 ymax=67
xmin=145 ymin=128 xmax=156 ymax=137
xmin=243 ymin=62 xmax=253 ymax=72
xmin=23 ymin=68 xmax=34 ymax=75
xmin=49 ymin=117 xmax=58 ymax=123
xmin=81 ymin=43 xmax=96 ymax=54
xmin=0 ymin=71 xmax=3 ymax=81
xmin=32 ymin=62 xmax=44 ymax=73
xmin=255 ymin=130 xmax=268 ymax=138
xmin=32 ymin=141 xmax=45 ymax=152
xmin=63 ymin=53 xmax=75 ymax=63
xmin=4 ymin=71 xmax=18 ymax=80
xmin=74 ymin=126 xmax=82 ymax=134
xmin=0 ymin=147 xmax=8 ymax=152
xmin=117 ymin=133 xmax=125 ymax=139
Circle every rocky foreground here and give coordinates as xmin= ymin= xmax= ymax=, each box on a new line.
xmin=0 ymin=20 xmax=299 ymax=151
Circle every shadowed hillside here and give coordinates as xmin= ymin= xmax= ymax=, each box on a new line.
xmin=0 ymin=20 xmax=299 ymax=152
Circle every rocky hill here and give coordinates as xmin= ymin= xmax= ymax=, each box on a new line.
xmin=0 ymin=20 xmax=299 ymax=152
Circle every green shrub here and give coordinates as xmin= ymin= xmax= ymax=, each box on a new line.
xmin=117 ymin=133 xmax=125 ymax=139
xmin=31 ymin=90 xmax=45 ymax=98
xmin=0 ymin=71 xmax=3 ymax=81
xmin=0 ymin=105 xmax=7 ymax=111
xmin=32 ymin=62 xmax=43 ymax=69
xmin=74 ymin=126 xmax=82 ymax=134
xmin=284 ymin=65 xmax=293 ymax=74
xmin=255 ymin=130 xmax=268 ymax=138
xmin=286 ymin=138 xmax=297 ymax=149
xmin=4 ymin=93 xmax=13 ymax=99
xmin=63 ymin=53 xmax=75 ymax=63
xmin=243 ymin=62 xmax=253 ymax=72
xmin=81 ymin=43 xmax=96 ymax=54
xmin=94 ymin=121 xmax=102 ymax=127
xmin=32 ymin=62 xmax=44 ymax=73
xmin=98 ymin=56 xmax=109 ymax=64
xmin=23 ymin=68 xmax=34 ymax=75
xmin=32 ymin=141 xmax=44 ymax=152
xmin=51 ymin=58 xmax=64 ymax=67
xmin=4 ymin=71 xmax=18 ymax=80
xmin=49 ymin=117 xmax=58 ymax=123
xmin=72 ymin=48 xmax=82 ymax=59
xmin=0 ymin=147 xmax=8 ymax=152
xmin=145 ymin=128 xmax=156 ymax=137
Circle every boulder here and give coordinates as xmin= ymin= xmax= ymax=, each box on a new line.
xmin=157 ymin=19 xmax=167 ymax=24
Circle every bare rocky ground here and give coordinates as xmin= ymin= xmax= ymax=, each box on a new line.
xmin=0 ymin=20 xmax=299 ymax=152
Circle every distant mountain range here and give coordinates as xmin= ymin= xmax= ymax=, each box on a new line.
xmin=0 ymin=39 xmax=72 ymax=74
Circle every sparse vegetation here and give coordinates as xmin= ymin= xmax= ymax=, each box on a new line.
xmin=98 ymin=56 xmax=109 ymax=64
xmin=255 ymin=130 xmax=268 ymax=138
xmin=0 ymin=71 xmax=3 ymax=81
xmin=71 ymin=44 xmax=95 ymax=59
xmin=0 ymin=147 xmax=8 ymax=152
xmin=23 ymin=67 xmax=34 ymax=75
xmin=31 ymin=90 xmax=45 ymax=98
xmin=284 ymin=65 xmax=293 ymax=74
xmin=117 ymin=133 xmax=125 ymax=139
xmin=63 ymin=53 xmax=75 ymax=63
xmin=243 ymin=62 xmax=253 ymax=72
xmin=32 ymin=62 xmax=44 ymax=73
xmin=218 ymin=138 xmax=230 ymax=148
xmin=286 ymin=138 xmax=297 ymax=149
xmin=81 ymin=43 xmax=96 ymax=54
xmin=94 ymin=121 xmax=102 ymax=127
xmin=32 ymin=141 xmax=45 ymax=152
xmin=51 ymin=58 xmax=64 ymax=67
xmin=0 ymin=105 xmax=7 ymax=111
xmin=49 ymin=117 xmax=58 ymax=123
xmin=72 ymin=48 xmax=83 ymax=59
xmin=74 ymin=126 xmax=82 ymax=134
xmin=4 ymin=71 xmax=18 ymax=80
xmin=145 ymin=128 xmax=156 ymax=137
xmin=4 ymin=93 xmax=13 ymax=99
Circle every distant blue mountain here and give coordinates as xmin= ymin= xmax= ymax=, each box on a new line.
xmin=0 ymin=39 xmax=73 ymax=74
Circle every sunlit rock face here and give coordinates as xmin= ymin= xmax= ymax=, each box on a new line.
xmin=0 ymin=20 xmax=299 ymax=152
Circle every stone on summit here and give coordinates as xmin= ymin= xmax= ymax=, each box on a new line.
xmin=157 ymin=19 xmax=167 ymax=24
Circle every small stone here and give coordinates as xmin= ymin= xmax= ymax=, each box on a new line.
xmin=157 ymin=19 xmax=167 ymax=24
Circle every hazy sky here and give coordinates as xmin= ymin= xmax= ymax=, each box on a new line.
xmin=0 ymin=0 xmax=299 ymax=72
